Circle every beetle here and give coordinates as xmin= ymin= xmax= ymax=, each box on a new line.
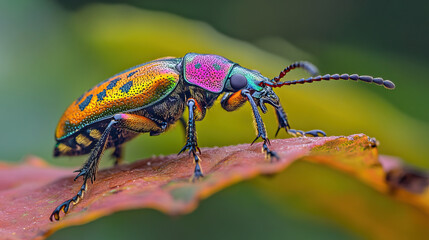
xmin=50 ymin=53 xmax=395 ymax=221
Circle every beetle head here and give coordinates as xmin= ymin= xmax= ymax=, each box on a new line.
xmin=225 ymin=65 xmax=280 ymax=113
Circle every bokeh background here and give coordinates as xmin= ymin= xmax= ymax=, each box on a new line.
xmin=1 ymin=0 xmax=428 ymax=239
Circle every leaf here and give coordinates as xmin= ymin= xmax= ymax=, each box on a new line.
xmin=1 ymin=134 xmax=428 ymax=240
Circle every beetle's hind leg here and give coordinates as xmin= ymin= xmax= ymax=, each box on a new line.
xmin=50 ymin=119 xmax=117 ymax=221
xmin=274 ymin=103 xmax=326 ymax=138
xmin=50 ymin=113 xmax=164 ymax=221
xmin=178 ymin=98 xmax=204 ymax=181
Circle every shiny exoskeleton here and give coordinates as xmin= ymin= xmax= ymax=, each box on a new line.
xmin=50 ymin=53 xmax=395 ymax=221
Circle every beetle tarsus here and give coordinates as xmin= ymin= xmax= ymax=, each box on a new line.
xmin=192 ymin=154 xmax=204 ymax=181
xmin=303 ymin=129 xmax=327 ymax=137
xmin=50 ymin=181 xmax=88 ymax=221
xmin=288 ymin=129 xmax=326 ymax=137
xmin=192 ymin=170 xmax=204 ymax=181
xmin=263 ymin=141 xmax=279 ymax=162
xmin=50 ymin=199 xmax=72 ymax=221
xmin=288 ymin=129 xmax=305 ymax=137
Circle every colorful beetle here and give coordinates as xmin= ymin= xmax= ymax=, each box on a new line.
xmin=50 ymin=53 xmax=395 ymax=221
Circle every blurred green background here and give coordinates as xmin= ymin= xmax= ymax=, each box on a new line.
xmin=1 ymin=0 xmax=428 ymax=239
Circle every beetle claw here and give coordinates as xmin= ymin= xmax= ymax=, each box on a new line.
xmin=262 ymin=141 xmax=279 ymax=162
xmin=304 ymin=129 xmax=327 ymax=137
xmin=192 ymin=159 xmax=204 ymax=182
xmin=50 ymin=200 xmax=72 ymax=221
xmin=192 ymin=172 xmax=204 ymax=182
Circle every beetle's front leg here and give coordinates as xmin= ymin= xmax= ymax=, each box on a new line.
xmin=274 ymin=103 xmax=326 ymax=138
xmin=241 ymin=90 xmax=279 ymax=161
xmin=220 ymin=91 xmax=248 ymax=112
xmin=178 ymin=98 xmax=204 ymax=180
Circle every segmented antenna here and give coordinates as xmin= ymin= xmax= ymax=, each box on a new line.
xmin=265 ymin=73 xmax=395 ymax=89
xmin=273 ymin=61 xmax=319 ymax=82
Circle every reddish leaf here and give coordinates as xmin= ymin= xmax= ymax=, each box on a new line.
xmin=0 ymin=134 xmax=427 ymax=240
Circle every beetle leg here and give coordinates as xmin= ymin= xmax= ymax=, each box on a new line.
xmin=112 ymin=145 xmax=123 ymax=166
xmin=241 ymin=90 xmax=279 ymax=161
xmin=50 ymin=113 xmax=164 ymax=221
xmin=220 ymin=91 xmax=248 ymax=112
xmin=274 ymin=103 xmax=291 ymax=137
xmin=50 ymin=119 xmax=117 ymax=221
xmin=178 ymin=98 xmax=204 ymax=181
xmin=113 ymin=113 xmax=164 ymax=133
xmin=274 ymin=103 xmax=326 ymax=138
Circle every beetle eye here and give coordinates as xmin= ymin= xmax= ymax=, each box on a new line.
xmin=230 ymin=74 xmax=247 ymax=91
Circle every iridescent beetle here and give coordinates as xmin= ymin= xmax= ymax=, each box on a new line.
xmin=51 ymin=53 xmax=395 ymax=221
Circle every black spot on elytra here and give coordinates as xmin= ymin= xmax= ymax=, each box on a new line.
xmin=97 ymin=89 xmax=106 ymax=102
xmin=79 ymin=94 xmax=92 ymax=111
xmin=213 ymin=63 xmax=221 ymax=70
xmin=127 ymin=70 xmax=138 ymax=78
xmin=120 ymin=80 xmax=133 ymax=93
xmin=107 ymin=78 xmax=120 ymax=90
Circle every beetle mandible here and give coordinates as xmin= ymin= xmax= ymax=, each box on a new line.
xmin=50 ymin=53 xmax=395 ymax=221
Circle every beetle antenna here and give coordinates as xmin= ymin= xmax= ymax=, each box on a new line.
xmin=265 ymin=73 xmax=395 ymax=89
xmin=273 ymin=61 xmax=319 ymax=82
